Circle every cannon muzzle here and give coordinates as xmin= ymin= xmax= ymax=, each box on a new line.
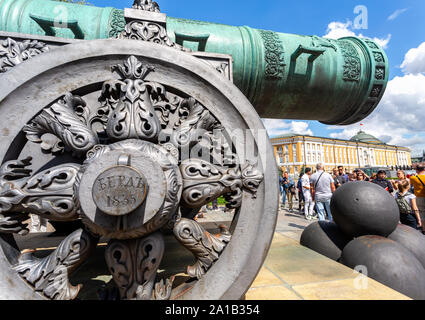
xmin=0 ymin=0 xmax=389 ymax=125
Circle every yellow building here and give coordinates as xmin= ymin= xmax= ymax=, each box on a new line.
xmin=271 ymin=131 xmax=412 ymax=174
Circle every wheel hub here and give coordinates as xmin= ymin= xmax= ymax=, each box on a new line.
xmin=92 ymin=164 xmax=148 ymax=217
xmin=77 ymin=139 xmax=182 ymax=240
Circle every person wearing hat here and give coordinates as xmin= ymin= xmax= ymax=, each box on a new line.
xmin=372 ymin=170 xmax=393 ymax=193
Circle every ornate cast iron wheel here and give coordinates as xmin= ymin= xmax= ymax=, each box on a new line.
xmin=0 ymin=39 xmax=278 ymax=300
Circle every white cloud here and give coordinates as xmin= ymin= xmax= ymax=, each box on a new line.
xmin=324 ymin=21 xmax=355 ymax=39
xmin=388 ymin=8 xmax=408 ymax=21
xmin=400 ymin=42 xmax=425 ymax=74
xmin=262 ymin=119 xmax=313 ymax=137
xmin=322 ymin=19 xmax=425 ymax=156
xmin=323 ymin=21 xmax=391 ymax=49
xmin=328 ymin=73 xmax=425 ymax=154
xmin=373 ymin=34 xmax=392 ymax=50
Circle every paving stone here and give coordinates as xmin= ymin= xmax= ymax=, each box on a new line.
xmin=246 ymin=285 xmax=301 ymax=300
xmin=270 ymin=232 xmax=299 ymax=247
xmin=264 ymin=244 xmax=357 ymax=286
xmin=250 ymin=267 xmax=284 ymax=288
xmin=292 ymin=278 xmax=411 ymax=300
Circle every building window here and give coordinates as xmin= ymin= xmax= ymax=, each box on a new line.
xmin=293 ymin=144 xmax=298 ymax=163
xmin=301 ymin=145 xmax=305 ymax=162
xmin=278 ymin=149 xmax=283 ymax=163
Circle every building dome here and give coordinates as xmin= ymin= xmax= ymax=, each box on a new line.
xmin=350 ymin=131 xmax=383 ymax=144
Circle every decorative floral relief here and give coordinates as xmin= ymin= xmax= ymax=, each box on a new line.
xmin=180 ymin=159 xmax=263 ymax=209
xmin=370 ymin=85 xmax=382 ymax=98
xmin=338 ymin=40 xmax=361 ymax=82
xmin=23 ymin=93 xmax=99 ymax=157
xmin=365 ymin=39 xmax=379 ymax=49
xmin=14 ymin=229 xmax=97 ymax=300
xmin=132 ymin=0 xmax=160 ymax=12
xmin=0 ymin=38 xmax=49 ymax=73
xmin=169 ymin=97 xmax=220 ymax=151
xmin=108 ymin=9 xmax=126 ymax=38
xmin=118 ymin=21 xmax=190 ymax=52
xmin=105 ymin=232 xmax=173 ymax=300
xmin=0 ymin=157 xmax=81 ymax=230
xmin=375 ymin=67 xmax=385 ymax=80
xmin=102 ymin=56 xmax=163 ymax=142
xmin=258 ymin=30 xmax=285 ymax=80
xmin=173 ymin=218 xmax=231 ymax=279
xmin=374 ymin=52 xmax=384 ymax=63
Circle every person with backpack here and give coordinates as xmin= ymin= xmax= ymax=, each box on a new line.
xmin=279 ymin=173 xmax=286 ymax=209
xmin=282 ymin=172 xmax=295 ymax=212
xmin=394 ymin=180 xmax=422 ymax=230
xmin=392 ymin=170 xmax=408 ymax=192
xmin=297 ymin=173 xmax=305 ymax=212
xmin=410 ymin=164 xmax=425 ymax=233
xmin=310 ymin=163 xmax=336 ymax=221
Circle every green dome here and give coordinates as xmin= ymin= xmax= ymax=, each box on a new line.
xmin=350 ymin=131 xmax=383 ymax=144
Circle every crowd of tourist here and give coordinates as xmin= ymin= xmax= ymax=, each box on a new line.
xmin=280 ymin=164 xmax=425 ymax=233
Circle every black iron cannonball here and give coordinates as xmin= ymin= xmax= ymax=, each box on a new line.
xmin=388 ymin=224 xmax=425 ymax=269
xmin=341 ymin=235 xmax=425 ymax=300
xmin=330 ymin=181 xmax=399 ymax=237
xmin=300 ymin=221 xmax=352 ymax=261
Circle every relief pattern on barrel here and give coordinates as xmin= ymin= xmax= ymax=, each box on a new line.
xmin=108 ymin=9 xmax=126 ymax=38
xmin=258 ymin=30 xmax=286 ymax=80
xmin=338 ymin=40 xmax=361 ymax=82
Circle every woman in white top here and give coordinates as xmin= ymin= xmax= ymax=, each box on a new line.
xmin=302 ymin=168 xmax=315 ymax=220
xmin=394 ymin=180 xmax=422 ymax=230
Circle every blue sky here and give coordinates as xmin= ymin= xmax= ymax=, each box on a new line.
xmin=92 ymin=0 xmax=425 ymax=155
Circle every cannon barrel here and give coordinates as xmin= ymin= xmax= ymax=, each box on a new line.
xmin=0 ymin=0 xmax=389 ymax=125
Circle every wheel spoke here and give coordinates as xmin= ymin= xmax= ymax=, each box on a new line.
xmin=0 ymin=157 xmax=81 ymax=223
xmin=105 ymin=232 xmax=174 ymax=300
xmin=23 ymin=93 xmax=99 ymax=157
xmin=173 ymin=218 xmax=231 ymax=279
xmin=13 ymin=228 xmax=98 ymax=300
xmin=179 ymin=158 xmax=263 ymax=209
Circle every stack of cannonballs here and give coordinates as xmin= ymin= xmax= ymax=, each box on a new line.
xmin=300 ymin=181 xmax=425 ymax=300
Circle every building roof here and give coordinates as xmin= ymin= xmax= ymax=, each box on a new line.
xmin=270 ymin=132 xmax=410 ymax=151
xmin=271 ymin=133 xmax=304 ymax=139
xmin=349 ymin=131 xmax=383 ymax=144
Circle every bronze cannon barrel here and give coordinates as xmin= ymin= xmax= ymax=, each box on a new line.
xmin=0 ymin=0 xmax=389 ymax=125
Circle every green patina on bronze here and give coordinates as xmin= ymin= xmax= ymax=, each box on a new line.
xmin=0 ymin=0 xmax=389 ymax=125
